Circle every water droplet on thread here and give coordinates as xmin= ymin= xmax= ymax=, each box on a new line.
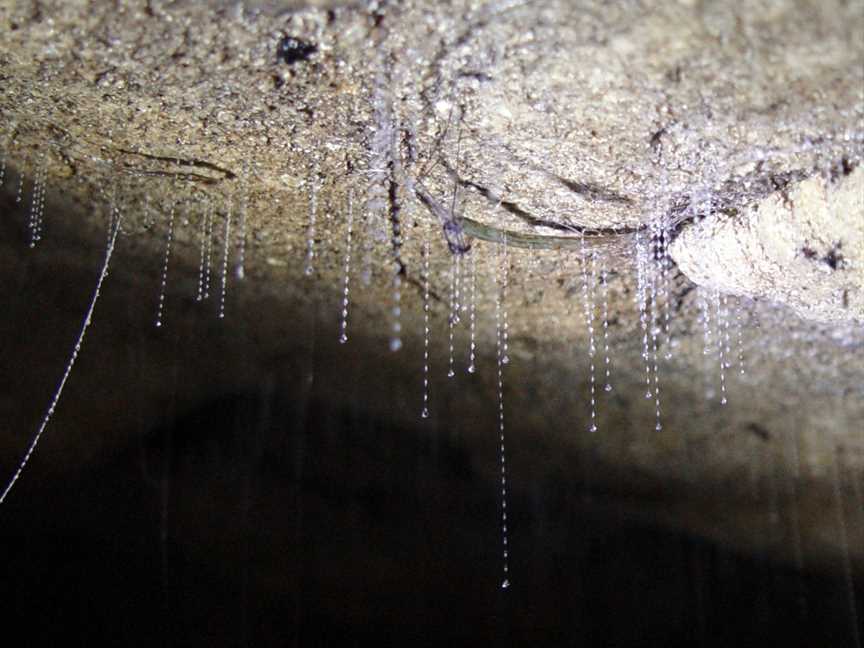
xmin=338 ymin=189 xmax=354 ymax=344
xmin=196 ymin=204 xmax=210 ymax=302
xmin=467 ymin=247 xmax=478 ymax=374
xmin=420 ymin=227 xmax=431 ymax=419
xmin=235 ymin=169 xmax=248 ymax=281
xmin=304 ymin=176 xmax=319 ymax=276
xmin=0 ymin=200 xmax=123 ymax=505
xmin=495 ymin=239 xmax=511 ymax=589
xmin=218 ymin=204 xmax=232 ymax=320
xmin=154 ymin=201 xmax=176 ymax=328
xmin=600 ymin=267 xmax=613 ymax=393
xmin=447 ymin=253 xmax=458 ymax=377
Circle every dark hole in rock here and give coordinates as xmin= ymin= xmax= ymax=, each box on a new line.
xmin=276 ymin=36 xmax=317 ymax=66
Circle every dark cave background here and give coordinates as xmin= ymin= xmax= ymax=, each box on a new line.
xmin=0 ymin=184 xmax=862 ymax=648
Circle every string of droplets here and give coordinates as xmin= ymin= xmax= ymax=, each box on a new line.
xmin=699 ymin=289 xmax=715 ymax=400
xmin=196 ymin=204 xmax=211 ymax=302
xmin=600 ymin=267 xmax=613 ymax=392
xmin=235 ymin=172 xmax=248 ymax=281
xmin=339 ymin=189 xmax=354 ymax=344
xmin=142 ymin=191 xmax=156 ymax=231
xmin=420 ymin=227 xmax=431 ymax=419
xmin=107 ymin=188 xmax=121 ymax=249
xmin=27 ymin=153 xmax=48 ymax=248
xmin=203 ymin=204 xmax=214 ymax=300
xmin=0 ymin=201 xmax=124 ymax=504
xmin=304 ymin=176 xmax=319 ymax=276
xmin=467 ymin=247 xmax=477 ymax=374
xmin=447 ymin=253 xmax=458 ymax=378
xmin=734 ymin=296 xmax=746 ymax=376
xmin=495 ymin=240 xmax=510 ymax=590
xmin=649 ymin=234 xmax=663 ymax=431
xmin=14 ymin=152 xmax=27 ymax=204
xmin=154 ymin=200 xmax=176 ymax=328
xmin=657 ymin=218 xmax=674 ymax=360
xmin=715 ymin=289 xmax=728 ymax=405
xmin=218 ymin=204 xmax=232 ymax=320
xmin=581 ymin=245 xmax=599 ymax=433
xmin=389 ymin=198 xmax=403 ymax=353
xmin=0 ymin=143 xmax=7 ymax=187
xmin=635 ymin=230 xmax=653 ymax=400
xmin=501 ymin=239 xmax=510 ymax=365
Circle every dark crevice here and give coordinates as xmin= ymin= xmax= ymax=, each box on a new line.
xmin=113 ymin=148 xmax=236 ymax=181
xmin=388 ymin=161 xmax=406 ymax=278
xmin=554 ymin=175 xmax=633 ymax=206
xmin=448 ymin=169 xmax=642 ymax=237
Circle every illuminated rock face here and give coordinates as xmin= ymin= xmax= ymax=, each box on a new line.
xmin=671 ymin=165 xmax=864 ymax=325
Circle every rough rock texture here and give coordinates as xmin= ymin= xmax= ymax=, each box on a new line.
xmin=671 ymin=165 xmax=864 ymax=324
